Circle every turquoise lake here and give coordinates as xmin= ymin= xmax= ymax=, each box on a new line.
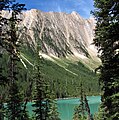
xmin=27 ymin=96 xmax=101 ymax=120
xmin=57 ymin=96 xmax=101 ymax=120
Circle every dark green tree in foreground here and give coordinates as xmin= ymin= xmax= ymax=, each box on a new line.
xmin=0 ymin=1 xmax=13 ymax=119
xmin=45 ymin=86 xmax=61 ymax=120
xmin=0 ymin=1 xmax=10 ymax=119
xmin=93 ymin=0 xmax=119 ymax=119
xmin=31 ymin=26 xmax=47 ymax=119
xmin=0 ymin=0 xmax=29 ymax=119
xmin=73 ymin=83 xmax=92 ymax=120
xmin=32 ymin=26 xmax=60 ymax=120
xmin=32 ymin=61 xmax=47 ymax=120
xmin=73 ymin=83 xmax=85 ymax=120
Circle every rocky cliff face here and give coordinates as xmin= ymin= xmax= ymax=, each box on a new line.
xmin=2 ymin=9 xmax=100 ymax=68
xmin=20 ymin=9 xmax=97 ymax=59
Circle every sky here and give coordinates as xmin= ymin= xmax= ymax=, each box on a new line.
xmin=17 ymin=0 xmax=94 ymax=18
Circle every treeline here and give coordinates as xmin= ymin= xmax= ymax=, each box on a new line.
xmin=17 ymin=44 xmax=100 ymax=98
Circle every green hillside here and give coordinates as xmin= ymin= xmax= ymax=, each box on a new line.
xmin=0 ymin=44 xmax=100 ymax=99
xmin=19 ymin=45 xmax=101 ymax=98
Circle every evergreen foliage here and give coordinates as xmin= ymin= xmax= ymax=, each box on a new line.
xmin=73 ymin=83 xmax=92 ymax=120
xmin=32 ymin=26 xmax=48 ymax=120
xmin=0 ymin=96 xmax=4 ymax=120
xmin=32 ymin=62 xmax=47 ymax=120
xmin=32 ymin=30 xmax=60 ymax=120
xmin=0 ymin=1 xmax=9 ymax=120
xmin=5 ymin=43 xmax=100 ymax=98
xmin=45 ymin=87 xmax=61 ymax=120
xmin=93 ymin=0 xmax=119 ymax=119
xmin=0 ymin=0 xmax=29 ymax=119
xmin=6 ymin=82 xmax=23 ymax=120
xmin=84 ymin=95 xmax=93 ymax=120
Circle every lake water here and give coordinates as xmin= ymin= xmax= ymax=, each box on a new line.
xmin=27 ymin=96 xmax=101 ymax=120
xmin=57 ymin=96 xmax=101 ymax=120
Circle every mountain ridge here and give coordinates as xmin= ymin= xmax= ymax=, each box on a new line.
xmin=2 ymin=9 xmax=100 ymax=69
xmin=0 ymin=9 xmax=101 ymax=97
xmin=18 ymin=9 xmax=100 ymax=69
xmin=21 ymin=9 xmax=95 ymax=54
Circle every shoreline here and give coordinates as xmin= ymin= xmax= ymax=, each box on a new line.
xmin=56 ymin=95 xmax=101 ymax=100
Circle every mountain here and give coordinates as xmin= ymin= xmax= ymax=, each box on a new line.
xmin=1 ymin=10 xmax=101 ymax=97
xmin=19 ymin=9 xmax=100 ymax=70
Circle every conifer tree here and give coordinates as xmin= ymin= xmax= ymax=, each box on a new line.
xmin=45 ymin=86 xmax=60 ymax=120
xmin=73 ymin=83 xmax=86 ymax=120
xmin=32 ymin=65 xmax=46 ymax=120
xmin=0 ymin=0 xmax=29 ymax=119
xmin=84 ymin=95 xmax=93 ymax=120
xmin=0 ymin=1 xmax=13 ymax=119
xmin=32 ymin=29 xmax=47 ymax=119
xmin=32 ymin=24 xmax=60 ymax=120
xmin=73 ymin=83 xmax=92 ymax=120
xmin=93 ymin=0 xmax=119 ymax=119
xmin=0 ymin=30 xmax=4 ymax=120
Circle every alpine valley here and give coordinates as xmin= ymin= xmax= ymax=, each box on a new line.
xmin=1 ymin=9 xmax=101 ymax=98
